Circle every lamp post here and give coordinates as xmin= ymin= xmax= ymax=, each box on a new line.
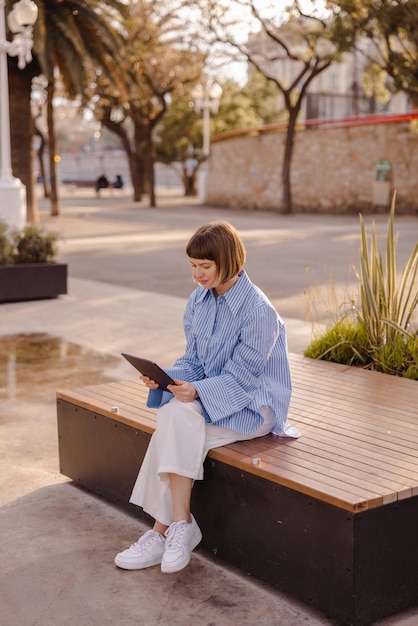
xmin=192 ymin=81 xmax=222 ymax=201
xmin=0 ymin=0 xmax=38 ymax=231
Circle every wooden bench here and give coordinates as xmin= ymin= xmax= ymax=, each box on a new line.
xmin=62 ymin=179 xmax=96 ymax=188
xmin=61 ymin=179 xmax=124 ymax=194
xmin=56 ymin=353 xmax=418 ymax=626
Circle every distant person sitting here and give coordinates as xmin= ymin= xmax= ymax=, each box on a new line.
xmin=114 ymin=174 xmax=124 ymax=189
xmin=96 ymin=173 xmax=109 ymax=194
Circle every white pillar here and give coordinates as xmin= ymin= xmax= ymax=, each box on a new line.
xmin=193 ymin=82 xmax=222 ymax=203
xmin=0 ymin=0 xmax=27 ymax=231
xmin=0 ymin=180 xmax=26 ymax=231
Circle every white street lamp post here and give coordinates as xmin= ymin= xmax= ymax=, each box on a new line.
xmin=192 ymin=82 xmax=222 ymax=201
xmin=0 ymin=0 xmax=38 ymax=231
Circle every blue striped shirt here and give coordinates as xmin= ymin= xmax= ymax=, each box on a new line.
xmin=147 ymin=270 xmax=300 ymax=437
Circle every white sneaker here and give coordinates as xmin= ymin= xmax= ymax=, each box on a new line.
xmin=161 ymin=515 xmax=202 ymax=574
xmin=114 ymin=529 xmax=166 ymax=570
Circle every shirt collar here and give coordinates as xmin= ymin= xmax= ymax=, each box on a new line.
xmin=194 ymin=270 xmax=253 ymax=316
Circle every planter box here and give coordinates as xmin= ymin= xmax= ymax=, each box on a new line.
xmin=0 ymin=263 xmax=67 ymax=303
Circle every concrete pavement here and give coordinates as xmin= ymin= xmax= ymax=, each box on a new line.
xmin=1 ymin=187 xmax=417 ymax=626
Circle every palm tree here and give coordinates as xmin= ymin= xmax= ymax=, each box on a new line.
xmin=8 ymin=55 xmax=40 ymax=223
xmin=8 ymin=0 xmax=128 ymax=221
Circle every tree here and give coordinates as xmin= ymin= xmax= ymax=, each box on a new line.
xmin=90 ymin=0 xmax=205 ymax=206
xmin=154 ymin=88 xmax=202 ymax=196
xmin=212 ymin=73 xmax=286 ymax=135
xmin=206 ymin=0 xmax=350 ymax=213
xmin=328 ymin=0 xmax=418 ymax=104
xmin=7 ymin=0 xmax=127 ymax=221
xmin=239 ymin=70 xmax=287 ymax=126
xmin=155 ymin=74 xmax=285 ymax=196
xmin=362 ymin=61 xmax=392 ymax=113
xmin=8 ymin=55 xmax=40 ymax=224
xmin=327 ymin=0 xmax=418 ymax=107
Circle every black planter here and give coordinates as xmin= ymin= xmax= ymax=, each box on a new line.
xmin=0 ymin=263 xmax=68 ymax=303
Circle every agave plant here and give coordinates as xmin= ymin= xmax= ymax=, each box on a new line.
xmin=357 ymin=192 xmax=418 ymax=347
xmin=305 ymin=193 xmax=418 ymax=377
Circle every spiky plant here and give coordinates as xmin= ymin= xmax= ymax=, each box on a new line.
xmin=357 ymin=192 xmax=418 ymax=347
xmin=305 ymin=193 xmax=418 ymax=377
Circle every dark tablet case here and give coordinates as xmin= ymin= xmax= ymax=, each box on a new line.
xmin=121 ymin=353 xmax=175 ymax=392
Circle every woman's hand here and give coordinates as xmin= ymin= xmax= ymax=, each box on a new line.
xmin=140 ymin=374 xmax=159 ymax=390
xmin=168 ymin=380 xmax=198 ymax=403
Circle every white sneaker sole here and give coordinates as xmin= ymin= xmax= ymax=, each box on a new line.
xmin=114 ymin=554 xmax=163 ymax=570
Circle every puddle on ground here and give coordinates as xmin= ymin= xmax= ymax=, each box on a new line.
xmin=0 ymin=333 xmax=126 ymax=403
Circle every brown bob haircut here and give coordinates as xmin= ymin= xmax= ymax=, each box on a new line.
xmin=186 ymin=221 xmax=246 ymax=284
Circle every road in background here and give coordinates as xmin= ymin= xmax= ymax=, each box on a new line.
xmin=42 ymin=187 xmax=418 ymax=342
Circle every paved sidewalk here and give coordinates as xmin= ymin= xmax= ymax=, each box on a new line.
xmin=1 ymin=189 xmax=417 ymax=626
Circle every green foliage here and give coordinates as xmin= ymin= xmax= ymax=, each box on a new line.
xmin=155 ymin=90 xmax=200 ymax=164
xmin=374 ymin=335 xmax=418 ymax=380
xmin=0 ymin=224 xmax=14 ymax=265
xmin=304 ymin=194 xmax=418 ymax=378
xmin=13 ymin=226 xmax=58 ymax=264
xmin=362 ymin=61 xmax=392 ymax=113
xmin=0 ymin=222 xmax=58 ymax=265
xmin=10 ymin=225 xmax=58 ymax=264
xmin=214 ymin=74 xmax=285 ymax=137
xmin=34 ymin=0 xmax=128 ymax=96
xmin=327 ymin=0 xmax=418 ymax=105
xmin=305 ymin=320 xmax=372 ymax=367
xmin=156 ymin=74 xmax=285 ymax=168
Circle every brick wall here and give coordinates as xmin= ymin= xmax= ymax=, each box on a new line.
xmin=207 ymin=122 xmax=418 ymax=214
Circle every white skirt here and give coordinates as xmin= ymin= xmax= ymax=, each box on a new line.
xmin=129 ymin=398 xmax=275 ymax=526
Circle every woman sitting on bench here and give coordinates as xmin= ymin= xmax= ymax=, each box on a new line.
xmin=115 ymin=221 xmax=299 ymax=574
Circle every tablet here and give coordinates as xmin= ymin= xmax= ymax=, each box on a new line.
xmin=121 ymin=353 xmax=175 ymax=392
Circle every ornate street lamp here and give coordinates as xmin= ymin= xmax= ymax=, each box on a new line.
xmin=0 ymin=0 xmax=38 ymax=230
xmin=192 ymin=81 xmax=222 ymax=201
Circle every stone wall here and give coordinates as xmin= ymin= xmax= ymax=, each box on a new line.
xmin=207 ymin=122 xmax=418 ymax=214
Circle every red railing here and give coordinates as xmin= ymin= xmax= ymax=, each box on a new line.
xmin=212 ymin=111 xmax=418 ymax=144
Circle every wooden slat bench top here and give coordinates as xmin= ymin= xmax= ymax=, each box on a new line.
xmin=56 ymin=353 xmax=418 ymax=513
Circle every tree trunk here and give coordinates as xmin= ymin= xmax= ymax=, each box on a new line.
xmin=8 ymin=57 xmax=39 ymax=224
xmin=282 ymin=114 xmax=296 ymax=214
xmin=34 ymin=126 xmax=50 ymax=198
xmin=282 ymin=101 xmax=303 ymax=214
xmin=147 ymin=155 xmax=156 ymax=207
xmin=127 ymin=152 xmax=144 ymax=202
xmin=146 ymin=129 xmax=156 ymax=207
xmin=183 ymin=160 xmax=198 ymax=196
xmin=281 ymin=66 xmax=330 ymax=214
xmin=100 ymin=114 xmax=145 ymax=202
xmin=46 ymin=82 xmax=60 ymax=216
